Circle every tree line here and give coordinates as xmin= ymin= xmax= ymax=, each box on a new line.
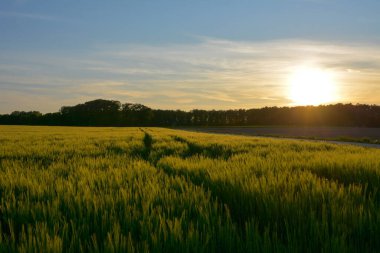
xmin=1 ymin=99 xmax=380 ymax=127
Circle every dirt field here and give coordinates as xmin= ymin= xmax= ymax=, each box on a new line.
xmin=184 ymin=126 xmax=380 ymax=145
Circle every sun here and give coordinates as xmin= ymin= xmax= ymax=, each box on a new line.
xmin=288 ymin=66 xmax=337 ymax=105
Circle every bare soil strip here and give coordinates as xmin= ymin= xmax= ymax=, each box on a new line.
xmin=182 ymin=127 xmax=380 ymax=149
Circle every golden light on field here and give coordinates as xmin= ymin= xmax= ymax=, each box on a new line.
xmin=288 ymin=66 xmax=338 ymax=105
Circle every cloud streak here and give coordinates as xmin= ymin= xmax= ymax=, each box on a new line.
xmin=0 ymin=11 xmax=65 ymax=21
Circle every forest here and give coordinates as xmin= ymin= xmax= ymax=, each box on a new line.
xmin=1 ymin=99 xmax=380 ymax=127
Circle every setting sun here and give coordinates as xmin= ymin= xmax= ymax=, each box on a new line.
xmin=288 ymin=67 xmax=338 ymax=105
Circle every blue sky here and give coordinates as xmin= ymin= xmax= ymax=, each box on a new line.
xmin=1 ymin=0 xmax=380 ymax=113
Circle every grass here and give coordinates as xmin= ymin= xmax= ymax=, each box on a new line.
xmin=0 ymin=125 xmax=380 ymax=252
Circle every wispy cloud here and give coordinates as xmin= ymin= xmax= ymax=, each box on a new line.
xmin=0 ymin=38 xmax=380 ymax=113
xmin=0 ymin=11 xmax=62 ymax=21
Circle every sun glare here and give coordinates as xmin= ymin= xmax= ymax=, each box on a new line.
xmin=288 ymin=67 xmax=337 ymax=105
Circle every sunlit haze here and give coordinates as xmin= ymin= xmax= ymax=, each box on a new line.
xmin=0 ymin=0 xmax=379 ymax=113
xmin=288 ymin=66 xmax=338 ymax=105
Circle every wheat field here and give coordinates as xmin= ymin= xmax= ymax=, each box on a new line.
xmin=0 ymin=126 xmax=379 ymax=252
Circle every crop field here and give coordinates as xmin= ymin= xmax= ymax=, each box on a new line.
xmin=0 ymin=126 xmax=380 ymax=252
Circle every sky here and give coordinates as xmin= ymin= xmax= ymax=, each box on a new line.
xmin=0 ymin=0 xmax=380 ymax=113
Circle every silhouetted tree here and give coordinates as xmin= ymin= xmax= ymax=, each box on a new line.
xmin=122 ymin=103 xmax=153 ymax=126
xmin=60 ymin=99 xmax=121 ymax=126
